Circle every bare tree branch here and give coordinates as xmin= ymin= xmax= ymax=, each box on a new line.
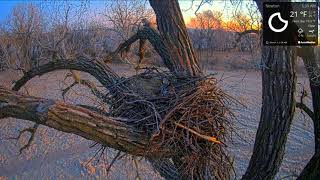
xmin=0 ymin=86 xmax=170 ymax=157
xmin=114 ymin=27 xmax=174 ymax=74
xmin=296 ymin=102 xmax=314 ymax=121
xmin=12 ymin=56 xmax=119 ymax=91
xmin=295 ymin=85 xmax=315 ymax=121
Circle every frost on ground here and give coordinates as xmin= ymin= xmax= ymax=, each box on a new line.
xmin=0 ymin=65 xmax=314 ymax=179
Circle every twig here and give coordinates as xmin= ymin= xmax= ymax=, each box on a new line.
xmin=9 ymin=123 xmax=39 ymax=154
xmin=174 ymin=122 xmax=221 ymax=144
xmin=296 ymin=86 xmax=315 ymax=121
xmin=106 ymin=151 xmax=122 ymax=174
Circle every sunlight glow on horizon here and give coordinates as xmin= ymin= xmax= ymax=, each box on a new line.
xmin=179 ymin=1 xmax=256 ymax=24
xmin=0 ymin=1 xmax=256 ymax=23
xmin=0 ymin=0 xmax=261 ymax=32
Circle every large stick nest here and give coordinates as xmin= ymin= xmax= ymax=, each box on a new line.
xmin=105 ymin=68 xmax=236 ymax=178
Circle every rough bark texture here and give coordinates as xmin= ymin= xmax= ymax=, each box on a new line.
xmin=0 ymin=87 xmax=174 ymax=157
xmin=115 ymin=27 xmax=174 ymax=71
xmin=242 ymin=1 xmax=298 ymax=179
xmin=149 ymin=0 xmax=202 ymax=77
xmin=13 ymin=57 xmax=119 ymax=91
xmin=242 ymin=46 xmax=297 ymax=180
xmin=297 ymin=47 xmax=320 ymax=179
xmin=0 ymin=86 xmax=178 ymax=158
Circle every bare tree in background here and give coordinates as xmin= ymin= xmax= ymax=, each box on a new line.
xmin=226 ymin=1 xmax=260 ymax=52
xmin=103 ymin=0 xmax=155 ymax=65
xmin=1 ymin=4 xmax=42 ymax=71
xmin=189 ymin=10 xmax=222 ymax=60
xmin=104 ymin=0 xmax=153 ymax=41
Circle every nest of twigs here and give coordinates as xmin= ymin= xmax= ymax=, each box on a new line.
xmin=106 ymin=68 xmax=236 ymax=179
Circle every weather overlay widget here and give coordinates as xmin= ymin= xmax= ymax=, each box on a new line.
xmin=263 ymin=2 xmax=318 ymax=46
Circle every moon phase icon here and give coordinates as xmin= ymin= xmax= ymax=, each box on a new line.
xmin=268 ymin=12 xmax=288 ymax=33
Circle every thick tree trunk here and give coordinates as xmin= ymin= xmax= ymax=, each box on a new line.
xmin=242 ymin=46 xmax=297 ymax=180
xmin=297 ymin=47 xmax=320 ymax=179
xmin=242 ymin=1 xmax=297 ymax=179
xmin=149 ymin=0 xmax=202 ymax=77
xmin=147 ymin=1 xmax=221 ymax=179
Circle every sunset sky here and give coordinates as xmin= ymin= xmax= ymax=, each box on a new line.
xmin=179 ymin=0 xmax=252 ymax=24
xmin=0 ymin=0 xmax=254 ymax=25
xmin=0 ymin=1 xmax=318 ymax=45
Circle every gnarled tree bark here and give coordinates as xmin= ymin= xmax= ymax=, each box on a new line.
xmin=149 ymin=0 xmax=202 ymax=77
xmin=12 ymin=56 xmax=119 ymax=91
xmin=0 ymin=87 xmax=164 ymax=157
xmin=242 ymin=46 xmax=297 ymax=180
xmin=243 ymin=1 xmax=297 ymax=179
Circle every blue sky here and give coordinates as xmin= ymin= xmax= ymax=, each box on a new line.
xmin=0 ymin=0 xmax=252 ymax=24
xmin=0 ymin=0 xmax=25 ymax=19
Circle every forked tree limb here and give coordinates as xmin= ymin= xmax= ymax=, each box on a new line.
xmin=12 ymin=56 xmax=119 ymax=91
xmin=0 ymin=86 xmax=171 ymax=157
xmin=114 ymin=27 xmax=174 ymax=74
xmin=9 ymin=57 xmax=117 ymax=154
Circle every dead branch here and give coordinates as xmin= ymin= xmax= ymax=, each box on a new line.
xmin=0 ymin=86 xmax=165 ymax=157
xmin=174 ymin=122 xmax=221 ymax=144
xmin=12 ymin=56 xmax=119 ymax=91
xmin=106 ymin=150 xmax=122 ymax=174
